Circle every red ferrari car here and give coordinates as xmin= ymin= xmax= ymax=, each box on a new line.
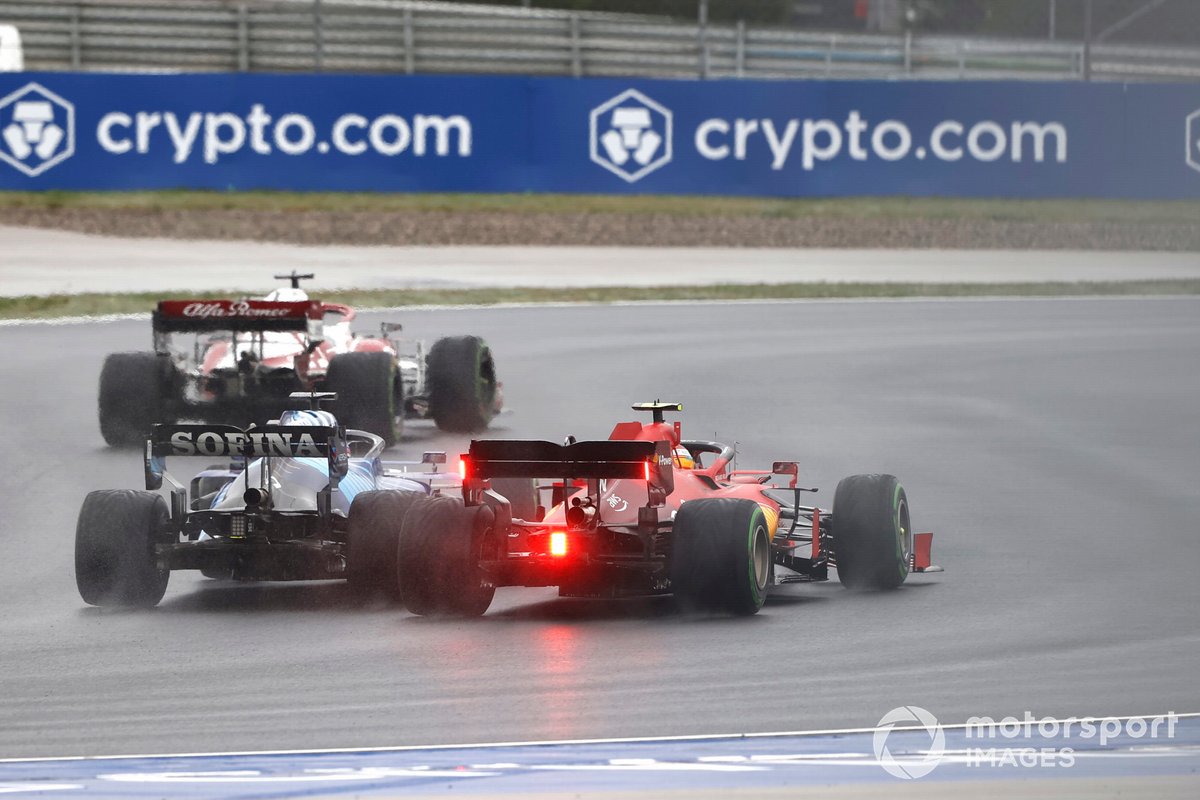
xmin=349 ymin=402 xmax=938 ymax=616
xmin=98 ymin=272 xmax=501 ymax=447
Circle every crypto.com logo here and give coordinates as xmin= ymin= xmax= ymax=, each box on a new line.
xmin=873 ymin=705 xmax=946 ymax=779
xmin=589 ymin=88 xmax=672 ymax=183
xmin=1187 ymin=109 xmax=1200 ymax=174
xmin=0 ymin=82 xmax=75 ymax=177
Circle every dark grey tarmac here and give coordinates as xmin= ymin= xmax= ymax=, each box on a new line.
xmin=1 ymin=298 xmax=1196 ymax=759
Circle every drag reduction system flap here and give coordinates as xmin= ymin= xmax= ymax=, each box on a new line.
xmin=145 ymin=423 xmax=348 ymax=490
xmin=153 ymin=299 xmax=322 ymax=333
xmin=466 ymin=439 xmax=674 ymax=494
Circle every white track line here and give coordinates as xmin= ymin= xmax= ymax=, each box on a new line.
xmin=1 ymin=712 xmax=1195 ymax=765
xmin=0 ymin=312 xmax=148 ymax=328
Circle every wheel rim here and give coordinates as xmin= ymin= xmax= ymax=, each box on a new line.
xmin=897 ymin=496 xmax=912 ymax=563
xmin=751 ymin=523 xmax=769 ymax=591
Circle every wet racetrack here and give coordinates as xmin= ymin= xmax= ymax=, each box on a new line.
xmin=1 ymin=297 xmax=1197 ymax=758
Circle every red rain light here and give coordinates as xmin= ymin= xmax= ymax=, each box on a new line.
xmin=458 ymin=457 xmax=468 ymax=481
xmin=643 ymin=459 xmax=651 ymax=481
xmin=549 ymin=531 xmax=569 ymax=557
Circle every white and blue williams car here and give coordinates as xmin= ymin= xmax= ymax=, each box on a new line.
xmin=74 ymin=392 xmax=461 ymax=608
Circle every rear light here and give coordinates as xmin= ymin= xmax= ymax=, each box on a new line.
xmin=458 ymin=457 xmax=468 ymax=481
xmin=229 ymin=515 xmax=247 ymax=538
xmin=643 ymin=459 xmax=651 ymax=481
xmin=549 ymin=530 xmax=568 ymax=557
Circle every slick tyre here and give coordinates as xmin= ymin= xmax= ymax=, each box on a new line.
xmin=75 ymin=490 xmax=171 ymax=608
xmin=398 ymin=496 xmax=497 ymax=617
xmin=426 ymin=336 xmax=498 ymax=433
xmin=326 ymin=351 xmax=401 ymax=445
xmin=832 ymin=474 xmax=911 ymax=591
xmin=347 ymin=490 xmax=425 ymax=600
xmin=98 ymin=352 xmax=176 ymax=447
xmin=672 ymin=498 xmax=771 ymax=616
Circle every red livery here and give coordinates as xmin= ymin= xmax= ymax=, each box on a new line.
xmin=97 ymin=272 xmax=502 ymax=447
xmin=354 ymin=402 xmax=940 ymax=616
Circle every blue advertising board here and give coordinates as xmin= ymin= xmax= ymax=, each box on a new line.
xmin=0 ymin=72 xmax=1197 ymax=198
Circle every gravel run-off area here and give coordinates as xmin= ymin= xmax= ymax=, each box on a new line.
xmin=1 ymin=207 xmax=1197 ymax=251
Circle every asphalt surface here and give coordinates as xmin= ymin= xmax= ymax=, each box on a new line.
xmin=5 ymin=224 xmax=1200 ymax=296
xmin=1 ymin=298 xmax=1198 ymax=760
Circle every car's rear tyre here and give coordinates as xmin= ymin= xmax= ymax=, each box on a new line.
xmin=832 ymin=474 xmax=911 ymax=591
xmin=398 ymin=496 xmax=497 ymax=617
xmin=326 ymin=351 xmax=401 ymax=445
xmin=75 ymin=489 xmax=171 ymax=607
xmin=671 ymin=498 xmax=771 ymax=616
xmin=347 ymin=489 xmax=425 ymax=600
xmin=426 ymin=336 xmax=498 ymax=433
xmin=489 ymin=477 xmax=538 ymax=522
xmin=98 ymin=352 xmax=176 ymax=447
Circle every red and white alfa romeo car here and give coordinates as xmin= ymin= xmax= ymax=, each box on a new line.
xmin=98 ymin=272 xmax=501 ymax=446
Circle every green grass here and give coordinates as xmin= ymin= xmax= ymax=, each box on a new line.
xmin=4 ymin=280 xmax=1198 ymax=320
xmin=1 ymin=190 xmax=1197 ymax=224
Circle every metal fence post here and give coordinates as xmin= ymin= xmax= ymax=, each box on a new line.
xmin=903 ymin=28 xmax=912 ymax=75
xmin=314 ymin=0 xmax=324 ymax=71
xmin=735 ymin=19 xmax=745 ymax=78
xmin=698 ymin=0 xmax=709 ymax=79
xmin=570 ymin=13 xmax=581 ymax=77
xmin=1048 ymin=0 xmax=1056 ymax=40
xmin=69 ymin=3 xmax=82 ymax=69
xmin=825 ymin=33 xmax=834 ymax=76
xmin=237 ymin=2 xmax=249 ymax=72
xmin=403 ymin=7 xmax=414 ymax=74
xmin=1082 ymin=0 xmax=1092 ymax=81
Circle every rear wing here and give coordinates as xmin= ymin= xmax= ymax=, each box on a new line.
xmin=145 ymin=423 xmax=348 ymax=490
xmin=152 ymin=300 xmax=322 ymax=334
xmin=463 ymin=439 xmax=674 ymax=504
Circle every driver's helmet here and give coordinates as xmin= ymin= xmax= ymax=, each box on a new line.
xmin=278 ymin=409 xmax=338 ymax=428
xmin=672 ymin=445 xmax=695 ymax=470
xmin=264 ymin=287 xmax=309 ymax=302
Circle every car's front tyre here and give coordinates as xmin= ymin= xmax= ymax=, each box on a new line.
xmin=426 ymin=336 xmax=498 ymax=433
xmin=831 ymin=473 xmax=911 ymax=590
